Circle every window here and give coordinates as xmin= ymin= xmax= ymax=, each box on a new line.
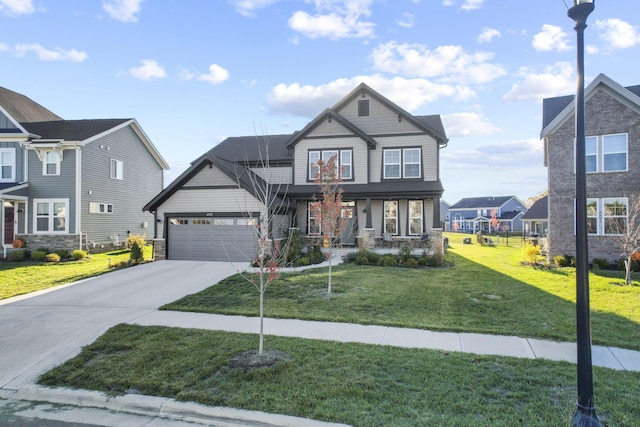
xmin=0 ymin=148 xmax=15 ymax=181
xmin=582 ymin=197 xmax=627 ymax=236
xmin=213 ymin=218 xmax=234 ymax=225
xmin=308 ymin=149 xmax=353 ymax=180
xmin=192 ymin=219 xmax=211 ymax=225
xmin=384 ymin=201 xmax=398 ymax=235
xmin=308 ymin=202 xmax=320 ymax=235
xmin=358 ymin=99 xmax=369 ymax=116
xmin=169 ymin=219 xmax=188 ymax=225
xmin=408 ymin=200 xmax=423 ymax=235
xmin=580 ymin=133 xmax=627 ymax=173
xmin=43 ymin=151 xmax=61 ymax=176
xmin=110 ymin=159 xmax=124 ymax=180
xmin=34 ymin=199 xmax=68 ymax=233
xmin=89 ymin=202 xmax=113 ymax=214
xmin=383 ymin=148 xmax=422 ymax=179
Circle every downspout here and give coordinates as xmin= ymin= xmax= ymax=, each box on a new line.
xmin=75 ymin=146 xmax=82 ymax=250
xmin=1 ymin=197 xmax=5 ymax=259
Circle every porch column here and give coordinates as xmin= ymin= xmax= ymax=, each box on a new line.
xmin=365 ymin=198 xmax=372 ymax=229
xmin=432 ymin=196 xmax=441 ymax=228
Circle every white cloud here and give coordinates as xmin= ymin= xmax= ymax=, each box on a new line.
xmin=370 ymin=41 xmax=506 ymax=85
xmin=232 ymin=0 xmax=280 ymax=17
xmin=503 ymin=62 xmax=575 ymax=102
xmin=196 ymin=64 xmax=230 ymax=84
xmin=594 ymin=18 xmax=640 ymax=50
xmin=441 ymin=112 xmax=500 ymax=137
xmin=532 ymin=24 xmax=571 ymax=52
xmin=477 ymin=27 xmax=501 ymax=44
xmin=12 ymin=43 xmax=87 ymax=62
xmin=397 ymin=13 xmax=414 ymax=29
xmin=103 ymin=0 xmax=144 ymax=23
xmin=288 ymin=0 xmax=375 ymax=40
xmin=442 ymin=0 xmax=485 ymax=11
xmin=267 ymin=75 xmax=476 ymax=118
xmin=128 ymin=59 xmax=167 ymax=80
xmin=0 ymin=0 xmax=34 ymax=16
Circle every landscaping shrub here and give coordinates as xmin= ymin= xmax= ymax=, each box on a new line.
xmin=72 ymin=250 xmax=87 ymax=261
xmin=403 ymin=257 xmax=420 ymax=268
xmin=126 ymin=234 xmax=146 ymax=249
xmin=554 ymin=255 xmax=571 ymax=267
xmin=366 ymin=251 xmax=381 ymax=265
xmin=45 ymin=253 xmax=61 ymax=263
xmin=296 ymin=256 xmax=310 ymax=266
xmin=55 ymin=249 xmax=71 ymax=260
xmin=379 ymin=254 xmax=397 ymax=267
xmin=7 ymin=251 xmax=25 ymax=262
xmin=521 ymin=242 xmax=541 ymax=265
xmin=307 ymin=245 xmax=325 ymax=264
xmin=129 ymin=242 xmax=144 ymax=264
xmin=285 ymin=228 xmax=304 ymax=264
xmin=398 ymin=244 xmax=413 ymax=263
xmin=591 ymin=257 xmax=609 ymax=270
xmin=354 ymin=252 xmax=370 ymax=265
xmin=37 ymin=247 xmax=51 ymax=254
xmin=31 ymin=250 xmax=47 ymax=262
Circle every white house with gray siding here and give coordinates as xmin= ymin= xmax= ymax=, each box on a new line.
xmin=144 ymin=83 xmax=449 ymax=262
xmin=0 ymin=86 xmax=168 ymax=257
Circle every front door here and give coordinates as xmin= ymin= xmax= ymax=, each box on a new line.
xmin=4 ymin=204 xmax=15 ymax=245
xmin=340 ymin=206 xmax=356 ymax=246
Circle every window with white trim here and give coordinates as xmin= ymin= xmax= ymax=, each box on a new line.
xmin=308 ymin=149 xmax=353 ymax=180
xmin=110 ymin=159 xmax=124 ymax=180
xmin=89 ymin=202 xmax=113 ymax=214
xmin=34 ymin=199 xmax=68 ymax=233
xmin=408 ymin=200 xmax=423 ymax=235
xmin=580 ymin=133 xmax=627 ymax=173
xmin=43 ymin=151 xmax=61 ymax=176
xmin=384 ymin=200 xmax=398 ymax=235
xmin=0 ymin=148 xmax=15 ymax=181
xmin=582 ymin=197 xmax=627 ymax=236
xmin=308 ymin=202 xmax=320 ymax=235
xmin=383 ymin=148 xmax=422 ymax=179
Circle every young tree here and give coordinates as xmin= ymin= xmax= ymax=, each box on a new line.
xmin=489 ymin=209 xmax=500 ymax=235
xmin=614 ymin=195 xmax=640 ymax=286
xmin=309 ymin=155 xmax=347 ymax=295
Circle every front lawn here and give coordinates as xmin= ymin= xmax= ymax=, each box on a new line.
xmin=0 ymin=247 xmax=152 ymax=300
xmin=163 ymin=235 xmax=640 ymax=350
xmin=39 ymin=324 xmax=640 ymax=427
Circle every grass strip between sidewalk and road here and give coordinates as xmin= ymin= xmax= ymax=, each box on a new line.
xmin=39 ymin=324 xmax=640 ymax=427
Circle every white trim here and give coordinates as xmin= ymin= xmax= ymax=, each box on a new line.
xmin=33 ymin=198 xmax=70 ymax=234
xmin=0 ymin=147 xmax=16 ymax=182
xmin=75 ymin=147 xmax=81 ymax=243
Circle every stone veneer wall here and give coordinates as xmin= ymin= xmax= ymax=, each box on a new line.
xmin=152 ymin=239 xmax=166 ymax=260
xmin=546 ymin=87 xmax=640 ymax=261
xmin=15 ymin=234 xmax=127 ymax=254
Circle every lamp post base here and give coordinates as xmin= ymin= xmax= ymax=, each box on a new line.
xmin=572 ymin=404 xmax=602 ymax=427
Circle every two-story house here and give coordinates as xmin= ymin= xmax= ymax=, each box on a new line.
xmin=143 ymin=83 xmax=449 ymax=261
xmin=0 ymin=86 xmax=169 ymax=257
xmin=448 ymin=196 xmax=526 ymax=233
xmin=541 ymin=73 xmax=640 ymax=262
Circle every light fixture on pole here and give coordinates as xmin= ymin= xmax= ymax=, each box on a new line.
xmin=567 ymin=1 xmax=601 ymax=426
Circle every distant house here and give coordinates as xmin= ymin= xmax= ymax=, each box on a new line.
xmin=541 ymin=73 xmax=640 ymax=261
xmin=521 ymin=196 xmax=548 ymax=237
xmin=440 ymin=200 xmax=451 ymax=231
xmin=144 ymin=83 xmax=449 ymax=261
xmin=448 ymin=196 xmax=527 ymax=233
xmin=0 ymin=87 xmax=168 ymax=257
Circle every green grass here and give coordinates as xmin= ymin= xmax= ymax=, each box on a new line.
xmin=163 ymin=234 xmax=640 ymax=350
xmin=39 ymin=324 xmax=640 ymax=427
xmin=0 ymin=247 xmax=152 ymax=300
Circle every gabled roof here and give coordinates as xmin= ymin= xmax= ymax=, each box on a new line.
xmin=450 ymin=196 xmax=516 ymax=210
xmin=22 ymin=119 xmax=131 ymax=141
xmin=333 ymin=82 xmax=449 ymax=145
xmin=286 ymin=108 xmax=377 ymax=149
xmin=541 ymin=73 xmax=640 ymax=137
xmin=522 ymin=196 xmax=548 ymax=220
xmin=0 ymin=86 xmax=62 ymax=123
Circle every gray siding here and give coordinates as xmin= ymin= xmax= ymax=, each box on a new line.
xmin=336 ymin=94 xmax=422 ymax=135
xmin=81 ymin=125 xmax=163 ymax=244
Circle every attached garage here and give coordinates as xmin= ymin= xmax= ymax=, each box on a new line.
xmin=167 ymin=216 xmax=259 ymax=261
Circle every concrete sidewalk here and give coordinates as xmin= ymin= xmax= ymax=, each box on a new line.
xmin=131 ymin=311 xmax=640 ymax=372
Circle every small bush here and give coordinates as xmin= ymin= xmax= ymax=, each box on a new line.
xmin=72 ymin=250 xmax=88 ymax=261
xmin=367 ymin=252 xmax=381 ymax=265
xmin=404 ymin=257 xmax=420 ymax=268
xmin=522 ymin=242 xmax=541 ymax=265
xmin=296 ymin=256 xmax=310 ymax=266
xmin=379 ymin=254 xmax=397 ymax=267
xmin=308 ymin=245 xmax=325 ymax=264
xmin=399 ymin=245 xmax=413 ymax=263
xmin=55 ymin=249 xmax=71 ymax=260
xmin=130 ymin=242 xmax=144 ymax=264
xmin=31 ymin=250 xmax=47 ymax=262
xmin=592 ymin=258 xmax=609 ymax=270
xmin=354 ymin=252 xmax=370 ymax=265
xmin=7 ymin=251 xmax=25 ymax=262
xmin=37 ymin=247 xmax=51 ymax=254
xmin=45 ymin=253 xmax=61 ymax=263
xmin=126 ymin=234 xmax=146 ymax=249
xmin=554 ymin=255 xmax=571 ymax=267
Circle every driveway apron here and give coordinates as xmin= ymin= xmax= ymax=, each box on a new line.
xmin=0 ymin=260 xmax=243 ymax=390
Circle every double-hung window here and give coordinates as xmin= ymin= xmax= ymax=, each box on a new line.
xmin=384 ymin=201 xmax=398 ymax=235
xmin=583 ymin=197 xmax=627 ymax=236
xmin=35 ymin=199 xmax=68 ymax=233
xmin=581 ymin=133 xmax=627 ymax=173
xmin=383 ymin=148 xmax=421 ymax=179
xmin=308 ymin=202 xmax=321 ymax=235
xmin=308 ymin=149 xmax=353 ymax=180
xmin=110 ymin=159 xmax=124 ymax=180
xmin=0 ymin=148 xmax=15 ymax=181
xmin=43 ymin=151 xmax=61 ymax=176
xmin=408 ymin=200 xmax=423 ymax=235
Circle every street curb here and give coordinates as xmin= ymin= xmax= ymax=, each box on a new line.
xmin=7 ymin=385 xmax=352 ymax=427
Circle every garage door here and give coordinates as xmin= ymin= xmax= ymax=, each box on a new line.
xmin=167 ymin=217 xmax=259 ymax=261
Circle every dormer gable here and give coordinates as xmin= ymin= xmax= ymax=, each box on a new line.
xmin=286 ymin=109 xmax=376 ymax=149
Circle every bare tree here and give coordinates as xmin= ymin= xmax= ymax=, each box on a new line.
xmin=614 ymin=195 xmax=640 ymax=286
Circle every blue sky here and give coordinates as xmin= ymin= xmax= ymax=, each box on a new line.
xmin=1 ymin=0 xmax=639 ymax=204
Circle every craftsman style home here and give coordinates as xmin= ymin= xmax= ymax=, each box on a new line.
xmin=144 ymin=83 xmax=449 ymax=261
xmin=541 ymin=73 xmax=640 ymax=261
xmin=448 ymin=196 xmax=526 ymax=233
xmin=0 ymin=87 xmax=168 ymax=257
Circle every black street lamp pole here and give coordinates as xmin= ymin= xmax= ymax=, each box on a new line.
xmin=568 ymin=1 xmax=601 ymax=426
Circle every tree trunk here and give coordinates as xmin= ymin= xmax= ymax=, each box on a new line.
xmin=328 ymin=249 xmax=333 ymax=295
xmin=259 ymin=273 xmax=264 ymax=355
xmin=625 ymin=258 xmax=632 ymax=286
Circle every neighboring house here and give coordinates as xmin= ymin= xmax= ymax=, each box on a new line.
xmin=144 ymin=83 xmax=449 ymax=261
xmin=0 ymin=87 xmax=169 ymax=257
xmin=448 ymin=196 xmax=526 ymax=233
xmin=440 ymin=200 xmax=451 ymax=231
xmin=521 ymin=196 xmax=548 ymax=237
xmin=541 ymin=73 xmax=640 ymax=262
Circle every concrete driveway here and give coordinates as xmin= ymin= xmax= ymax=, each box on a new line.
xmin=0 ymin=260 xmax=243 ymax=391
